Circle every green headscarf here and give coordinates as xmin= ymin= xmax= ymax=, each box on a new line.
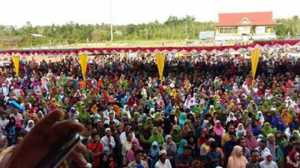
xmin=148 ymin=127 xmax=164 ymax=145
xmin=261 ymin=122 xmax=277 ymax=137
xmin=172 ymin=125 xmax=182 ymax=145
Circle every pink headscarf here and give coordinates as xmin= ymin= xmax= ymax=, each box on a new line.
xmin=213 ymin=120 xmax=224 ymax=136
xmin=245 ymin=131 xmax=258 ymax=150
xmin=126 ymin=139 xmax=142 ymax=163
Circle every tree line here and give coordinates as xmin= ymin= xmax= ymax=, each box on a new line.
xmin=0 ymin=15 xmax=299 ymax=48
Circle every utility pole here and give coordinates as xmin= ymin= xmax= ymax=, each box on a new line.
xmin=110 ymin=0 xmax=113 ymax=42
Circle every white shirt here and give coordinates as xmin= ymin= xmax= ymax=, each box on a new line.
xmin=155 ymin=159 xmax=172 ymax=168
xmin=120 ymin=132 xmax=136 ymax=144
xmin=0 ymin=118 xmax=9 ymax=130
xmin=2 ymin=86 xmax=9 ymax=96
xmin=101 ymin=135 xmax=116 ymax=154
xmin=258 ymin=147 xmax=271 ymax=160
xmin=259 ymin=160 xmax=278 ymax=168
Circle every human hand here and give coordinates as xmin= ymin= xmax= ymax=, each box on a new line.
xmin=0 ymin=110 xmax=88 ymax=168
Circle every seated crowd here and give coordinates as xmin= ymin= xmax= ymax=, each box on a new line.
xmin=1 ymin=45 xmax=300 ymax=168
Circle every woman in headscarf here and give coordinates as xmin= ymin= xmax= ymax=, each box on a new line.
xmin=281 ymin=109 xmax=293 ymax=126
xmin=177 ymin=139 xmax=188 ymax=160
xmin=199 ymin=138 xmax=214 ymax=163
xmin=178 ymin=112 xmax=187 ymax=128
xmin=24 ymin=120 xmax=35 ymax=133
xmin=171 ymin=125 xmax=181 ymax=145
xmin=236 ymin=123 xmax=246 ymax=139
xmin=149 ymin=141 xmax=160 ymax=168
xmin=226 ymin=112 xmax=237 ymax=124
xmin=181 ymin=121 xmax=194 ymax=139
xmin=163 ymin=135 xmax=177 ymax=168
xmin=245 ymin=130 xmax=258 ymax=150
xmin=261 ymin=122 xmax=277 ymax=137
xmin=256 ymin=111 xmax=265 ymax=126
xmin=286 ymin=146 xmax=300 ymax=168
xmin=213 ymin=120 xmax=224 ymax=137
xmin=147 ymin=127 xmax=164 ymax=146
xmin=122 ymin=132 xmax=134 ymax=166
xmin=126 ymin=139 xmax=143 ymax=163
xmin=227 ymin=145 xmax=248 ymax=168
xmin=87 ymin=134 xmax=104 ymax=168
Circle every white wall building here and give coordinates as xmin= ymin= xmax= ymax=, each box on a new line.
xmin=215 ymin=12 xmax=276 ymax=42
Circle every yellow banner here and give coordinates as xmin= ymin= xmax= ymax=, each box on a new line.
xmin=12 ymin=55 xmax=20 ymax=77
xmin=155 ymin=53 xmax=165 ymax=81
xmin=79 ymin=54 xmax=88 ymax=81
xmin=251 ymin=48 xmax=261 ymax=79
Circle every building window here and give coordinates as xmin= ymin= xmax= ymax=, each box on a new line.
xmin=219 ymin=27 xmax=237 ymax=34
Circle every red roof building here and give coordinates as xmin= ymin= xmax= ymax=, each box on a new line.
xmin=215 ymin=12 xmax=276 ymax=41
xmin=218 ymin=12 xmax=275 ymax=27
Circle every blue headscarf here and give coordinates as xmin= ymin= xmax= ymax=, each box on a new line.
xmin=177 ymin=139 xmax=188 ymax=155
xmin=179 ymin=112 xmax=187 ymax=128
xmin=149 ymin=141 xmax=160 ymax=158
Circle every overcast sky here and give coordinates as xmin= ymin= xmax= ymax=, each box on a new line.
xmin=0 ymin=0 xmax=299 ymax=26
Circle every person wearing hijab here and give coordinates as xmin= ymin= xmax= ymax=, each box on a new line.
xmin=163 ymin=135 xmax=176 ymax=168
xmin=178 ymin=112 xmax=187 ymax=128
xmin=261 ymin=122 xmax=277 ymax=137
xmin=177 ymin=139 xmax=188 ymax=160
xmin=149 ymin=141 xmax=160 ymax=168
xmin=227 ymin=145 xmax=248 ymax=168
xmin=24 ymin=120 xmax=34 ymax=133
xmin=126 ymin=139 xmax=143 ymax=163
xmin=87 ymin=134 xmax=104 ymax=168
xmin=200 ymin=138 xmax=214 ymax=163
xmin=147 ymin=127 xmax=164 ymax=145
xmin=286 ymin=146 xmax=300 ymax=168
xmin=122 ymin=132 xmax=134 ymax=166
xmin=245 ymin=130 xmax=258 ymax=151
xmin=226 ymin=112 xmax=237 ymax=124
xmin=170 ymin=125 xmax=181 ymax=145
xmin=256 ymin=111 xmax=265 ymax=126
xmin=213 ymin=120 xmax=224 ymax=137
xmin=236 ymin=123 xmax=246 ymax=139
xmin=281 ymin=109 xmax=293 ymax=126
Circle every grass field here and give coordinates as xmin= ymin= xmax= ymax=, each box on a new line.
xmin=21 ymin=39 xmax=209 ymax=50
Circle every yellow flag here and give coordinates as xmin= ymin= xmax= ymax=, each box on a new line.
xmin=251 ymin=48 xmax=261 ymax=79
xmin=79 ymin=54 xmax=88 ymax=81
xmin=155 ymin=53 xmax=165 ymax=81
xmin=12 ymin=55 xmax=20 ymax=77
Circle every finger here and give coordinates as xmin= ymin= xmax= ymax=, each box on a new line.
xmin=68 ymin=151 xmax=89 ymax=168
xmin=34 ymin=110 xmax=64 ymax=131
xmin=74 ymin=143 xmax=90 ymax=156
xmin=48 ymin=120 xmax=85 ymax=144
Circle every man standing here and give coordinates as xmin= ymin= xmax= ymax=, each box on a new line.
xmin=101 ymin=128 xmax=116 ymax=155
xmin=256 ymin=139 xmax=271 ymax=161
xmin=259 ymin=151 xmax=278 ymax=168
xmin=246 ymin=150 xmax=261 ymax=168
xmin=155 ymin=150 xmax=172 ymax=168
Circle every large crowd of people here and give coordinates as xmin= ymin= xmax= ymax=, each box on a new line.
xmin=1 ymin=45 xmax=300 ymax=168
